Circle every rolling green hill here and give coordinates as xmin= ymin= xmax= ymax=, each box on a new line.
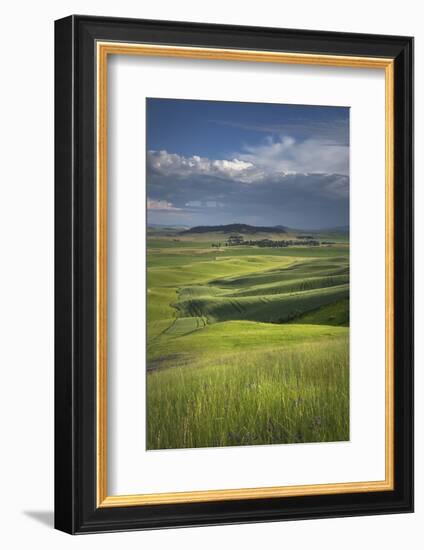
xmin=175 ymin=284 xmax=348 ymax=324
xmin=146 ymin=229 xmax=350 ymax=450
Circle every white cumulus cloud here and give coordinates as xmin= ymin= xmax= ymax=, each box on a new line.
xmin=147 ymin=198 xmax=180 ymax=211
xmin=239 ymin=135 xmax=348 ymax=176
xmin=147 ymin=132 xmax=348 ymax=198
xmin=147 ymin=150 xmax=257 ymax=183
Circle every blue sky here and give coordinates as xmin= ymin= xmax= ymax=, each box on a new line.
xmin=146 ymin=98 xmax=349 ymax=229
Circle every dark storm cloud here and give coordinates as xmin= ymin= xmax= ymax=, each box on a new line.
xmin=147 ymin=165 xmax=349 ymax=229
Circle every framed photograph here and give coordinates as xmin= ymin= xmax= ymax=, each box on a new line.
xmin=54 ymin=15 xmax=413 ymax=534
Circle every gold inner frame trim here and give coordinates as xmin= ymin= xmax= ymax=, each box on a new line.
xmin=96 ymin=41 xmax=395 ymax=508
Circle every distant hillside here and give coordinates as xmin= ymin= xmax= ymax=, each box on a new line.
xmin=181 ymin=224 xmax=289 ymax=235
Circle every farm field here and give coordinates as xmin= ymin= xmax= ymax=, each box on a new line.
xmin=146 ymin=229 xmax=350 ymax=450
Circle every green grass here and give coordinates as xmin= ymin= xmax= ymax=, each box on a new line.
xmin=146 ymin=234 xmax=350 ymax=450
xmin=227 ymin=274 xmax=349 ymax=297
xmin=289 ymin=299 xmax=349 ymax=327
xmin=147 ymin=338 xmax=349 ymax=449
xmin=175 ymin=284 xmax=348 ymax=324
xmin=148 ymin=320 xmax=347 ymax=366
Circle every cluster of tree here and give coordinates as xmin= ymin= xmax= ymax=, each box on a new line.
xmin=212 ymin=236 xmax=321 ymax=248
xmin=238 ymin=239 xmax=320 ymax=248
xmin=227 ymin=235 xmax=244 ymax=245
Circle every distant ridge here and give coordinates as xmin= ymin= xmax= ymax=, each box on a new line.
xmin=182 ymin=223 xmax=289 ymax=235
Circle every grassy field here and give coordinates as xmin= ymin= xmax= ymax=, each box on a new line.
xmin=146 ymin=230 xmax=349 ymax=450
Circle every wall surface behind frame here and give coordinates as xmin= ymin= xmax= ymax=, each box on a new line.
xmin=0 ymin=0 xmax=420 ymax=548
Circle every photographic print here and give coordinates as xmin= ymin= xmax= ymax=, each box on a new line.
xmin=146 ymin=98 xmax=350 ymax=451
xmin=55 ymin=18 xmax=413 ymax=532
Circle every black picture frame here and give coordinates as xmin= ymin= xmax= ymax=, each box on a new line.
xmin=55 ymin=14 xmax=414 ymax=534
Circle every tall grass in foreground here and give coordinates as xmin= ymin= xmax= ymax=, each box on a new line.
xmin=147 ymin=339 xmax=349 ymax=450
